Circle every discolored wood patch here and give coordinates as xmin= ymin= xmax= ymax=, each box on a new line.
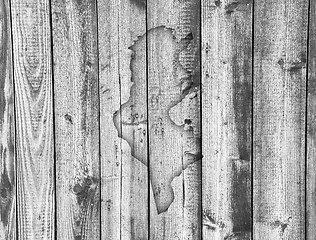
xmin=114 ymin=26 xmax=201 ymax=214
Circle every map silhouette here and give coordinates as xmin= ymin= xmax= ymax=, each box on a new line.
xmin=114 ymin=26 xmax=201 ymax=213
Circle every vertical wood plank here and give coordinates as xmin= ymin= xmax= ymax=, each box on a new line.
xmin=307 ymin=0 xmax=316 ymax=238
xmin=201 ymin=0 xmax=252 ymax=239
xmin=98 ymin=0 xmax=121 ymax=238
xmin=146 ymin=0 xmax=202 ymax=239
xmin=98 ymin=0 xmax=148 ymax=239
xmin=0 ymin=0 xmax=16 ymax=238
xmin=253 ymin=0 xmax=308 ymax=239
xmin=10 ymin=0 xmax=55 ymax=238
xmin=51 ymin=0 xmax=100 ymax=239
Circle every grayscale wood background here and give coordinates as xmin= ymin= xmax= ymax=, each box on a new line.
xmin=0 ymin=0 xmax=313 ymax=239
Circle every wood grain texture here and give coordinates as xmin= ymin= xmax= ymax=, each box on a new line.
xmin=253 ymin=0 xmax=308 ymax=239
xmin=146 ymin=0 xmax=202 ymax=239
xmin=0 ymin=0 xmax=16 ymax=239
xmin=99 ymin=0 xmax=148 ymax=238
xmin=98 ymin=0 xmax=121 ymax=238
xmin=10 ymin=0 xmax=55 ymax=239
xmin=307 ymin=0 xmax=316 ymax=238
xmin=51 ymin=0 xmax=100 ymax=239
xmin=201 ymin=0 xmax=252 ymax=239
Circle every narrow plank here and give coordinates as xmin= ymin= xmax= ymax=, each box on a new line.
xmin=10 ymin=0 xmax=55 ymax=238
xmin=51 ymin=0 xmax=100 ymax=239
xmin=0 ymin=0 xmax=16 ymax=238
xmin=98 ymin=0 xmax=121 ymax=238
xmin=146 ymin=0 xmax=202 ymax=239
xmin=253 ymin=0 xmax=308 ymax=239
xmin=98 ymin=0 xmax=148 ymax=238
xmin=201 ymin=0 xmax=252 ymax=239
xmin=307 ymin=0 xmax=316 ymax=238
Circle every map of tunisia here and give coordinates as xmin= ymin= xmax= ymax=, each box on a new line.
xmin=113 ymin=26 xmax=201 ymax=214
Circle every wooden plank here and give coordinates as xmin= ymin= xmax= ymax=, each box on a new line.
xmin=253 ymin=0 xmax=308 ymax=239
xmin=146 ymin=0 xmax=202 ymax=239
xmin=201 ymin=0 xmax=252 ymax=239
xmin=98 ymin=0 xmax=148 ymax=238
xmin=307 ymin=0 xmax=316 ymax=238
xmin=10 ymin=0 xmax=55 ymax=238
xmin=0 ymin=0 xmax=16 ymax=239
xmin=98 ymin=0 xmax=121 ymax=238
xmin=51 ymin=0 xmax=100 ymax=239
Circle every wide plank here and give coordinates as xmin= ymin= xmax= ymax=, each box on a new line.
xmin=146 ymin=0 xmax=202 ymax=239
xmin=10 ymin=0 xmax=55 ymax=238
xmin=253 ymin=0 xmax=308 ymax=239
xmin=98 ymin=0 xmax=148 ymax=239
xmin=201 ymin=0 xmax=252 ymax=239
xmin=0 ymin=0 xmax=16 ymax=239
xmin=307 ymin=0 xmax=316 ymax=238
xmin=51 ymin=0 xmax=100 ymax=239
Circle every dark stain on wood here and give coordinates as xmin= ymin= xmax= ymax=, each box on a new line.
xmin=232 ymin=53 xmax=251 ymax=162
xmin=215 ymin=0 xmax=221 ymax=7
xmin=278 ymin=53 xmax=307 ymax=72
xmin=73 ymin=177 xmax=98 ymax=205
xmin=130 ymin=0 xmax=146 ymax=8
xmin=72 ymin=176 xmax=100 ymax=238
xmin=225 ymin=0 xmax=251 ymax=14
xmin=271 ymin=217 xmax=292 ymax=235
xmin=131 ymin=217 xmax=136 ymax=240
xmin=230 ymin=159 xmax=251 ymax=234
xmin=64 ymin=113 xmax=73 ymax=124
xmin=0 ymin=165 xmax=12 ymax=226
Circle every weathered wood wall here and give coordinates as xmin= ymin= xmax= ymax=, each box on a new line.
xmin=0 ymin=0 xmax=314 ymax=239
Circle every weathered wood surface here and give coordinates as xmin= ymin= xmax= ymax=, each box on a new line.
xmin=51 ymin=0 xmax=100 ymax=239
xmin=99 ymin=0 xmax=148 ymax=239
xmin=307 ymin=0 xmax=316 ymax=239
xmin=2 ymin=0 xmax=316 ymax=239
xmin=146 ymin=0 xmax=202 ymax=239
xmin=10 ymin=0 xmax=55 ymax=238
xmin=253 ymin=0 xmax=308 ymax=239
xmin=0 ymin=0 xmax=15 ymax=238
xmin=202 ymin=0 xmax=252 ymax=239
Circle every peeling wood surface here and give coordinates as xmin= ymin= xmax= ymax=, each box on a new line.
xmin=0 ymin=0 xmax=315 ymax=239
xmin=202 ymin=0 xmax=252 ymax=239
xmin=253 ymin=0 xmax=308 ymax=239
xmin=0 ymin=0 xmax=15 ymax=239
xmin=11 ymin=0 xmax=55 ymax=238
xmin=51 ymin=0 xmax=100 ymax=239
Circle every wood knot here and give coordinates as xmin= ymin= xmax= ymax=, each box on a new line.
xmin=64 ymin=114 xmax=73 ymax=124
